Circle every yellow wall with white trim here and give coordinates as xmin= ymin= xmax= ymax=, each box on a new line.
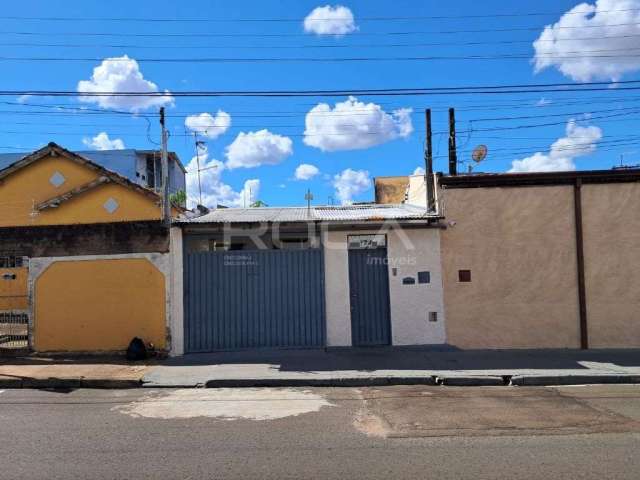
xmin=0 ymin=154 xmax=162 ymax=227
xmin=34 ymin=258 xmax=166 ymax=352
xmin=0 ymin=267 xmax=28 ymax=310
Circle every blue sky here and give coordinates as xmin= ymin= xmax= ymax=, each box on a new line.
xmin=2 ymin=0 xmax=640 ymax=207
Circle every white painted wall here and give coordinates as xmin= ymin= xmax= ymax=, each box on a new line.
xmin=407 ymin=175 xmax=428 ymax=208
xmin=323 ymin=230 xmax=353 ymax=346
xmin=169 ymin=227 xmax=184 ymax=356
xmin=387 ymin=228 xmax=446 ymax=345
xmin=322 ymin=226 xmax=445 ymax=346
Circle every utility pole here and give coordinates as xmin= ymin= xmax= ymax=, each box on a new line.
xmin=160 ymin=107 xmax=170 ymax=227
xmin=448 ymin=107 xmax=458 ymax=176
xmin=424 ymin=109 xmax=435 ymax=212
xmin=193 ymin=132 xmax=203 ymax=206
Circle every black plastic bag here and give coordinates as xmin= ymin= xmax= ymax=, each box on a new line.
xmin=126 ymin=337 xmax=148 ymax=361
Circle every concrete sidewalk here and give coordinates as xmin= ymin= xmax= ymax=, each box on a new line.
xmin=0 ymin=357 xmax=152 ymax=388
xmin=1 ymin=348 xmax=639 ymax=388
xmin=143 ymin=348 xmax=640 ymax=388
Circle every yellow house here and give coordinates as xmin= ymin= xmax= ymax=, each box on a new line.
xmin=0 ymin=142 xmax=180 ymax=353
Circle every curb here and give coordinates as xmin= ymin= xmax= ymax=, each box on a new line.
xmin=204 ymin=377 xmax=439 ymax=388
xmin=437 ymin=376 xmax=506 ymax=386
xmin=0 ymin=377 xmax=142 ymax=389
xmin=1 ymin=375 xmax=639 ymax=389
xmin=510 ymin=374 xmax=640 ymax=386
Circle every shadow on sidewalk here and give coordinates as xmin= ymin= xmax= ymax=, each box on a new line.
xmin=158 ymin=347 xmax=640 ymax=373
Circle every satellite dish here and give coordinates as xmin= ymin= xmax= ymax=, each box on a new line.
xmin=471 ymin=144 xmax=488 ymax=163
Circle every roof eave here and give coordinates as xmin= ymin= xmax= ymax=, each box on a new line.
xmin=439 ymin=169 xmax=640 ymax=189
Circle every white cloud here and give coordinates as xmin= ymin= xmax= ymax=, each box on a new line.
xmin=533 ymin=0 xmax=640 ymax=81
xmin=225 ymin=129 xmax=293 ymax=169
xmin=16 ymin=94 xmax=32 ymax=104
xmin=304 ymin=96 xmax=413 ymax=152
xmin=82 ymin=132 xmax=125 ymax=150
xmin=509 ymin=120 xmax=603 ymax=172
xmin=77 ymin=55 xmax=173 ymax=111
xmin=294 ymin=163 xmax=320 ymax=180
xmin=303 ymin=5 xmax=357 ymax=36
xmin=184 ymin=111 xmax=231 ymax=140
xmin=413 ymin=166 xmax=426 ymax=175
xmin=333 ymin=168 xmax=371 ymax=204
xmin=185 ymin=145 xmax=260 ymax=208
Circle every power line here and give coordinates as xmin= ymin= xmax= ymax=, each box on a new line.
xmin=6 ymin=105 xmax=637 ymax=130
xmin=458 ymin=110 xmax=640 ymax=133
xmin=1 ymin=21 xmax=639 ymax=38
xmin=469 ymin=106 xmax=640 ymax=122
xmin=2 ymin=113 xmax=639 ymax=138
xmin=1 ymin=7 xmax=639 ymax=22
xmin=3 ymin=79 xmax=640 ymax=98
xmin=3 ymin=33 xmax=640 ymax=50
xmin=3 ymin=51 xmax=640 ymax=64
xmin=5 ymin=93 xmax=640 ymax=117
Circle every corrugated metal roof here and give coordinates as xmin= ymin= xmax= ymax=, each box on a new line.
xmin=179 ymin=203 xmax=434 ymax=224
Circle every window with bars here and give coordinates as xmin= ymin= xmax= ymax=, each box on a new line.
xmin=0 ymin=256 xmax=24 ymax=269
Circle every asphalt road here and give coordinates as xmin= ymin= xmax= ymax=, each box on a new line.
xmin=0 ymin=385 xmax=639 ymax=479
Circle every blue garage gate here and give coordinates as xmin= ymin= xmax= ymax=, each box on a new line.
xmin=183 ymin=248 xmax=326 ymax=352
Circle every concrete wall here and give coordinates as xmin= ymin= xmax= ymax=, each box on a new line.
xmin=374 ymin=176 xmax=409 ymax=204
xmin=0 ymin=222 xmax=169 ymax=258
xmin=323 ymin=227 xmax=445 ymax=347
xmin=582 ymin=183 xmax=640 ymax=348
xmin=441 ymin=186 xmax=581 ymax=349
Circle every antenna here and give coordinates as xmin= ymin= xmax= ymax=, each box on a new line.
xmin=305 ymin=189 xmax=314 ymax=216
xmin=193 ymin=132 xmax=204 ymax=206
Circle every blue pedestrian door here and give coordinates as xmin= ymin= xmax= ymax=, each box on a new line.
xmin=348 ymin=235 xmax=392 ymax=347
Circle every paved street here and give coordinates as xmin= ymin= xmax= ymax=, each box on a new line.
xmin=0 ymin=384 xmax=639 ymax=479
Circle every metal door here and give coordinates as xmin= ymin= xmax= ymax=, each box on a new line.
xmin=348 ymin=245 xmax=391 ymax=346
xmin=184 ymin=248 xmax=326 ymax=352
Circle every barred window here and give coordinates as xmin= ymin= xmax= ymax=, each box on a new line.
xmin=0 ymin=256 xmax=23 ymax=268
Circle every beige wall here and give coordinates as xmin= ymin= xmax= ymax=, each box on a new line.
xmin=441 ymin=185 xmax=581 ymax=349
xmin=323 ymin=227 xmax=445 ymax=347
xmin=582 ymin=183 xmax=640 ymax=348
